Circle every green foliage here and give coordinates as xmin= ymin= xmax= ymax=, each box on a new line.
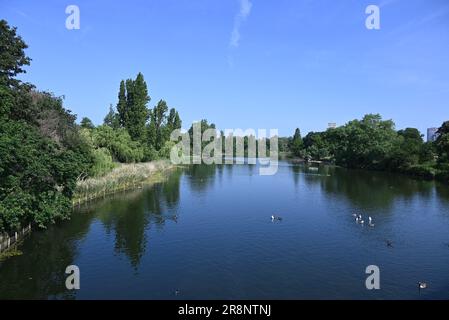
xmin=0 ymin=117 xmax=89 ymax=231
xmin=0 ymin=21 xmax=93 ymax=232
xmin=302 ymin=131 xmax=329 ymax=160
xmin=89 ymin=148 xmax=116 ymax=177
xmin=152 ymin=99 xmax=169 ymax=149
xmin=0 ymin=20 xmax=31 ymax=88
xmin=0 ymin=21 xmax=184 ymax=234
xmin=90 ymin=125 xmax=145 ymax=163
xmin=436 ymin=121 xmax=449 ymax=163
xmin=103 ymin=105 xmax=120 ymax=129
xmin=158 ymin=141 xmax=176 ymax=159
xmin=288 ymin=114 xmax=449 ymax=181
xmin=116 ymin=74 xmax=150 ymax=141
xmin=80 ymin=117 xmax=95 ymax=129
xmin=116 ymin=80 xmax=127 ymax=127
xmin=290 ymin=128 xmax=303 ymax=157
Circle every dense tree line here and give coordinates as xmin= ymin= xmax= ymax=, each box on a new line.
xmin=286 ymin=114 xmax=449 ymax=181
xmin=0 ymin=20 xmax=92 ymax=232
xmin=0 ymin=20 xmax=184 ymax=232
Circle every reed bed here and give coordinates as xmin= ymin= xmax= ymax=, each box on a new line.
xmin=73 ymin=160 xmax=174 ymax=206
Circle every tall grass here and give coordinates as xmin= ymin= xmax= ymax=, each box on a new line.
xmin=73 ymin=160 xmax=174 ymax=205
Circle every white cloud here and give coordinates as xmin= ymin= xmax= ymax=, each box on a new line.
xmin=229 ymin=0 xmax=253 ymax=48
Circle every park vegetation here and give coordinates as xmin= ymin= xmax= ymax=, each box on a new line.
xmin=284 ymin=115 xmax=449 ymax=181
xmin=0 ymin=20 xmax=185 ymax=233
xmin=0 ymin=19 xmax=448 ymax=235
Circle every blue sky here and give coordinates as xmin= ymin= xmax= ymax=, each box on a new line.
xmin=1 ymin=0 xmax=448 ymax=136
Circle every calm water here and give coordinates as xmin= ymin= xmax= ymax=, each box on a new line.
xmin=1 ymin=162 xmax=449 ymax=299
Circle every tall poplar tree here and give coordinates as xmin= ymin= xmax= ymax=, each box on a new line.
xmin=116 ymin=73 xmax=150 ymax=141
xmin=116 ymin=80 xmax=127 ymax=127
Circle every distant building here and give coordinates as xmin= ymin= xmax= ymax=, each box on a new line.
xmin=427 ymin=127 xmax=438 ymax=142
xmin=328 ymin=122 xmax=336 ymax=129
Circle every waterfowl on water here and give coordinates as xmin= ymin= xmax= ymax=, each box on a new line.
xmin=271 ymin=215 xmax=282 ymax=221
xmin=418 ymin=282 xmax=427 ymax=290
xmin=386 ymin=240 xmax=393 ymax=247
xmin=352 ymin=213 xmax=357 ymax=217
xmin=368 ymin=216 xmax=372 ymax=223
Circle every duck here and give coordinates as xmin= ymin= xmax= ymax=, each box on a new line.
xmin=418 ymin=282 xmax=427 ymax=290
xmin=385 ymin=240 xmax=393 ymax=247
xmin=368 ymin=216 xmax=372 ymax=223
xmin=271 ymin=215 xmax=282 ymax=221
xmin=352 ymin=213 xmax=357 ymax=217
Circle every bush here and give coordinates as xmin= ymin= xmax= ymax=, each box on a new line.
xmin=91 ymin=125 xmax=145 ymax=163
xmin=402 ymin=164 xmax=436 ymax=179
xmin=89 ymin=148 xmax=116 ymax=177
xmin=0 ymin=118 xmax=87 ymax=231
xmin=158 ymin=141 xmax=176 ymax=159
xmin=143 ymin=146 xmax=159 ymax=162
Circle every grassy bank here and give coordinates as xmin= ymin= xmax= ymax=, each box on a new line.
xmin=73 ymin=160 xmax=175 ymax=206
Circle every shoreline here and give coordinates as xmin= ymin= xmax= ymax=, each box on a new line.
xmin=73 ymin=160 xmax=177 ymax=207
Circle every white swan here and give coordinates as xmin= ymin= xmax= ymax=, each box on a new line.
xmin=418 ymin=282 xmax=427 ymax=289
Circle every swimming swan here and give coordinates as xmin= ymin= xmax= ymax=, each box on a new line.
xmin=418 ymin=282 xmax=427 ymax=289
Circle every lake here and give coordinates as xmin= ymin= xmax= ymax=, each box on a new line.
xmin=1 ymin=162 xmax=449 ymax=299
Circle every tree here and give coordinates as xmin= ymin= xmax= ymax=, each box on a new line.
xmin=90 ymin=125 xmax=145 ymax=163
xmin=115 ymin=73 xmax=150 ymax=141
xmin=290 ymin=128 xmax=303 ymax=157
xmin=103 ymin=104 xmax=120 ymax=129
xmin=389 ymin=128 xmax=423 ymax=169
xmin=0 ymin=21 xmax=93 ymax=232
xmin=128 ymin=72 xmax=150 ymax=141
xmin=116 ymin=80 xmax=127 ymax=127
xmin=336 ymin=114 xmax=398 ymax=169
xmin=164 ymin=108 xmax=182 ymax=143
xmin=80 ymin=117 xmax=95 ymax=129
xmin=436 ymin=121 xmax=449 ymax=164
xmin=0 ymin=20 xmax=31 ymax=88
xmin=151 ymin=99 xmax=168 ymax=150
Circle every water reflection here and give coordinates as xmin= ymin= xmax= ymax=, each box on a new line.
xmin=1 ymin=162 xmax=449 ymax=299
xmin=95 ymin=169 xmax=183 ymax=268
xmin=0 ymin=211 xmax=94 ymax=299
xmin=184 ymin=164 xmax=216 ymax=193
xmin=290 ymin=164 xmax=437 ymax=211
